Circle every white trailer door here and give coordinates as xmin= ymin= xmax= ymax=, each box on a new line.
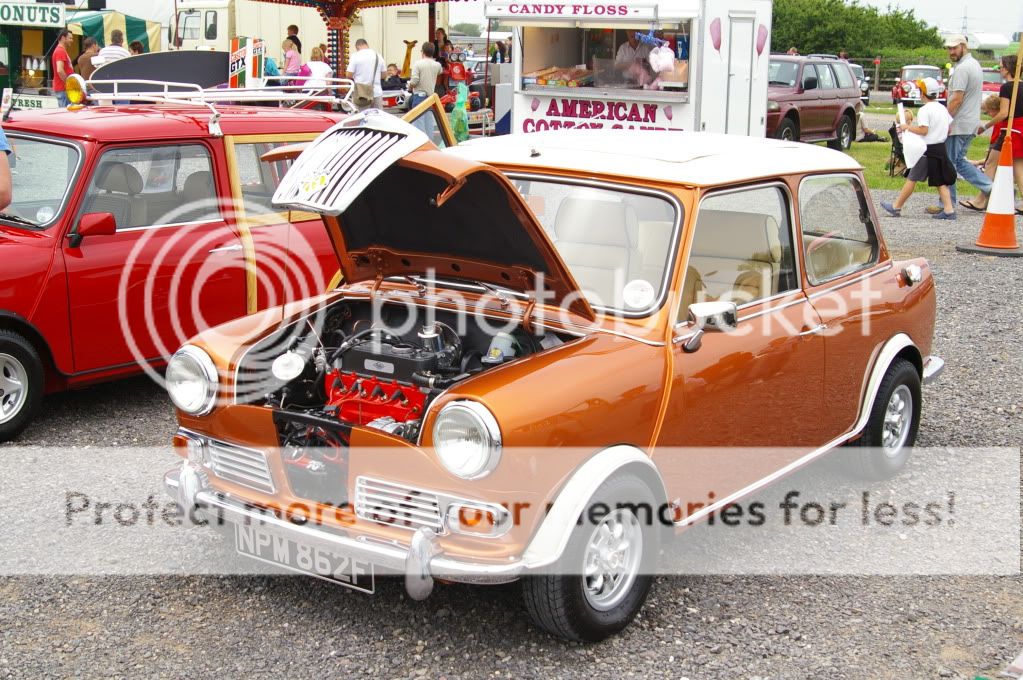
xmin=725 ymin=15 xmax=755 ymax=135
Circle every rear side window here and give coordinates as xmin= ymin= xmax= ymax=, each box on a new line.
xmin=833 ymin=62 xmax=855 ymax=89
xmin=798 ymin=175 xmax=879 ymax=284
xmin=234 ymin=141 xmax=295 ymax=213
xmin=816 ymin=63 xmax=837 ymax=89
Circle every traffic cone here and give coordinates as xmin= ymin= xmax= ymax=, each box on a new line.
xmin=957 ymin=132 xmax=1023 ymax=257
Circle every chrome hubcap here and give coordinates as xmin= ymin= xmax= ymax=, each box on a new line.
xmin=882 ymin=384 xmax=913 ymax=456
xmin=582 ymin=508 xmax=643 ymax=611
xmin=0 ymin=353 xmax=28 ymax=425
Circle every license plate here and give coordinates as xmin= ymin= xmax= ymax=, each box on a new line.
xmin=235 ymin=523 xmax=375 ymax=593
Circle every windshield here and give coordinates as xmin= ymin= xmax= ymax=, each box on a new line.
xmin=510 ymin=177 xmax=679 ymax=316
xmin=902 ymin=68 xmax=938 ymax=81
xmin=2 ymin=136 xmax=80 ymax=229
xmin=768 ymin=60 xmax=799 ymax=86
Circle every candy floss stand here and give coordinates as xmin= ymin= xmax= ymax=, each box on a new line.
xmin=485 ymin=0 xmax=772 ymax=136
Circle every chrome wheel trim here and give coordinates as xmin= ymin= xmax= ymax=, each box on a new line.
xmin=882 ymin=384 xmax=913 ymax=457
xmin=840 ymin=119 xmax=852 ymax=148
xmin=781 ymin=125 xmax=795 ymax=141
xmin=581 ymin=508 xmax=643 ymax=611
xmin=0 ymin=352 xmax=29 ymax=425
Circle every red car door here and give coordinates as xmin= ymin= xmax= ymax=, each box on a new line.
xmin=62 ymin=142 xmax=247 ymax=373
xmin=813 ymin=62 xmax=843 ymax=135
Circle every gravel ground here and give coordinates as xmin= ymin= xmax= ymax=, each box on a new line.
xmin=1 ymin=195 xmax=1022 ymax=679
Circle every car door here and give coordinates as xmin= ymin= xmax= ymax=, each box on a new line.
xmin=62 ymin=142 xmax=247 ymax=373
xmin=797 ymin=174 xmax=890 ymax=441
xmin=814 ymin=62 xmax=842 ymax=135
xmin=798 ymin=64 xmax=826 ymax=134
xmin=654 ymin=183 xmax=826 ymax=521
xmin=224 ymin=134 xmax=336 ymax=312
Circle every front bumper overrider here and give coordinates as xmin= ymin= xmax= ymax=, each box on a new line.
xmin=164 ymin=461 xmax=523 ymax=599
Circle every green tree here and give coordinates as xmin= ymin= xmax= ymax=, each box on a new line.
xmin=772 ymin=0 xmax=940 ymax=57
xmin=450 ymin=22 xmax=482 ymax=37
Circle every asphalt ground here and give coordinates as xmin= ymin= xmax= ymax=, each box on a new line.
xmin=1 ymin=191 xmax=1022 ymax=679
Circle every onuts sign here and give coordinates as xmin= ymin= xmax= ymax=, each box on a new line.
xmin=0 ymin=2 xmax=65 ymax=28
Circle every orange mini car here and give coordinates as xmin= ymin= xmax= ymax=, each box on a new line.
xmin=164 ymin=108 xmax=942 ymax=641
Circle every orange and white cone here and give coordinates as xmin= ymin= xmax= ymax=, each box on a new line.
xmin=958 ymin=132 xmax=1023 ymax=257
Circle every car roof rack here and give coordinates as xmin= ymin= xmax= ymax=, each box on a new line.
xmin=806 ymin=53 xmax=840 ymax=60
xmin=85 ymin=78 xmax=356 ymax=136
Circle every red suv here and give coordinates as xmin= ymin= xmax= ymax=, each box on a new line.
xmin=766 ymin=55 xmax=863 ymax=150
xmin=0 ymin=104 xmax=345 ymax=441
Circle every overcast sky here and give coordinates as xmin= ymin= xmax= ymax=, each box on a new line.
xmin=450 ymin=0 xmax=1023 ymax=36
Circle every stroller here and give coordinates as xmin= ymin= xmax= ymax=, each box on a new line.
xmin=886 ymin=123 xmax=909 ymax=177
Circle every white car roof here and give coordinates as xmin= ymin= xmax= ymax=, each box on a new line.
xmin=448 ymin=130 xmax=862 ymax=187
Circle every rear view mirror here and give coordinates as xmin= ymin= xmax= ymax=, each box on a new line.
xmin=802 ymin=77 xmax=818 ymax=90
xmin=69 ymin=212 xmax=116 ymax=247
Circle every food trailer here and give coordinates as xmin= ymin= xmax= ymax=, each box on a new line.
xmin=485 ymin=0 xmax=772 ymax=136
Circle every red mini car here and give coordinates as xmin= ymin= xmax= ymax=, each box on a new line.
xmin=891 ymin=65 xmax=946 ymax=106
xmin=0 ymin=103 xmax=345 ymax=441
xmin=982 ymin=67 xmax=1005 ymax=94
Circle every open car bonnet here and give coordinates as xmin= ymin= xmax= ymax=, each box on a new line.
xmin=272 ymin=112 xmax=594 ymax=321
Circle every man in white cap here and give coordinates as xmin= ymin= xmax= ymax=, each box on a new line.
xmin=927 ymin=34 xmax=991 ymax=214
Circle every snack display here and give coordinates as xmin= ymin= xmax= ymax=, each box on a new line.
xmin=536 ymin=67 xmax=594 ymax=87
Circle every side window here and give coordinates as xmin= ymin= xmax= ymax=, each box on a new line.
xmin=234 ymin=141 xmax=295 ymax=213
xmin=816 ymin=63 xmax=837 ymax=89
xmin=679 ymin=186 xmax=797 ymax=322
xmin=799 ymin=175 xmax=879 ymax=284
xmin=80 ymin=145 xmax=218 ymax=229
xmin=801 ymin=64 xmax=818 ymax=89
xmin=833 ymin=62 xmax=854 ymax=89
xmin=205 ymin=11 xmax=218 ymax=41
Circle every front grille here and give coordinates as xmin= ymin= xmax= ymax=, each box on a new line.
xmin=354 ymin=477 xmax=443 ymax=532
xmin=207 ymin=440 xmax=275 ymax=494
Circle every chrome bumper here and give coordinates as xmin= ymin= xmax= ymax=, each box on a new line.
xmin=922 ymin=355 xmax=944 ymax=384
xmin=164 ymin=461 xmax=522 ymax=599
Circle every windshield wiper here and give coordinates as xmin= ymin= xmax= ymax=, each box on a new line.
xmin=0 ymin=212 xmax=37 ymax=227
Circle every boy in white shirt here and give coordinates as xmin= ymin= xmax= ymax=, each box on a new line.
xmin=881 ymin=77 xmax=958 ymax=220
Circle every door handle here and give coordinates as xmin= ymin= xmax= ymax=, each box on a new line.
xmin=798 ymin=324 xmax=828 ymax=336
xmin=208 ymin=244 xmax=243 ymax=254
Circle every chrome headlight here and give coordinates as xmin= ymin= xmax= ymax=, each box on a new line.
xmin=767 ymin=100 xmax=780 ymax=112
xmin=432 ymin=401 xmax=501 ymax=479
xmin=166 ymin=345 xmax=219 ymax=416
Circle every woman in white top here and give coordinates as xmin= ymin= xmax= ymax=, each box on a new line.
xmin=304 ymin=46 xmax=334 ymax=89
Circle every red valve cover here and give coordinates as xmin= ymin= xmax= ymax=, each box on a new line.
xmin=324 ymin=370 xmax=427 ymax=426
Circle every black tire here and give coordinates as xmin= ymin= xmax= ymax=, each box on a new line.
xmin=774 ymin=117 xmax=798 ymax=142
xmin=845 ymin=358 xmax=921 ymax=480
xmin=0 ymin=330 xmax=45 ymax=442
xmin=828 ymin=114 xmax=854 ymax=150
xmin=522 ymin=474 xmax=660 ymax=642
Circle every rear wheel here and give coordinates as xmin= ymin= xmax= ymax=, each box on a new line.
xmin=0 ymin=330 xmax=44 ymax=442
xmin=828 ymin=114 xmax=854 ymax=150
xmin=774 ymin=117 xmax=798 ymax=142
xmin=522 ymin=474 xmax=659 ymax=642
xmin=845 ymin=358 xmax=921 ymax=480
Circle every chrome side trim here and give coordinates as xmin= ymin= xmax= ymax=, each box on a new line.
xmin=922 ymin=355 xmax=944 ymax=384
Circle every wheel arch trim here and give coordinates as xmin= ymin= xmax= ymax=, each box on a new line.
xmin=520 ymin=445 xmax=666 ymax=570
xmin=0 ymin=310 xmax=61 ymax=376
xmin=851 ymin=333 xmax=921 ymax=437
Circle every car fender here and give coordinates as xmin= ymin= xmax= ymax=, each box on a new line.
xmin=520 ymin=445 xmax=667 ymax=570
xmin=851 ymin=332 xmax=920 ymax=436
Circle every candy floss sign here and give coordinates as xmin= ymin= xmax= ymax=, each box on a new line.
xmin=521 ymin=96 xmax=682 ymax=133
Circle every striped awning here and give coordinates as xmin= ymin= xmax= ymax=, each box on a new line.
xmin=66 ymin=10 xmax=162 ymax=53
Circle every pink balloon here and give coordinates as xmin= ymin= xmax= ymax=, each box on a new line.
xmin=756 ymin=24 xmax=768 ymax=56
xmin=709 ymin=17 xmax=721 ymax=52
xmin=531 ymin=97 xmax=540 ymax=112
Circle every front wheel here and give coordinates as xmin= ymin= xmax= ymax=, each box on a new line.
xmin=0 ymin=330 xmax=45 ymax=442
xmin=521 ymin=474 xmax=660 ymax=642
xmin=845 ymin=358 xmax=921 ymax=480
xmin=774 ymin=117 xmax=798 ymax=142
xmin=828 ymin=114 xmax=854 ymax=150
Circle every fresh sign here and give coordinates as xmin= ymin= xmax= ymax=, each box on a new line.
xmin=0 ymin=2 xmax=65 ymax=28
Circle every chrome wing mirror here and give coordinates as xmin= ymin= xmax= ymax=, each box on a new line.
xmin=678 ymin=301 xmax=738 ymax=353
